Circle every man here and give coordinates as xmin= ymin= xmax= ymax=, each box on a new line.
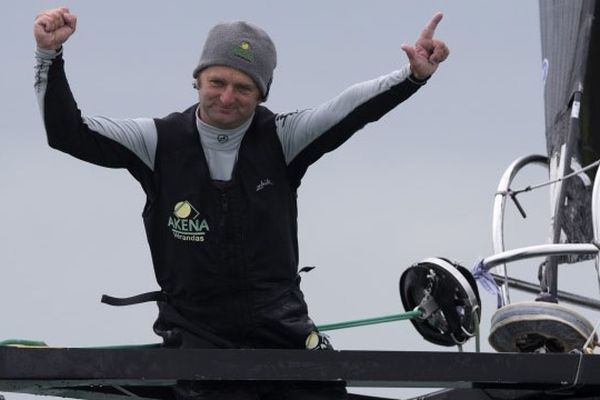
xmin=34 ymin=7 xmax=449 ymax=399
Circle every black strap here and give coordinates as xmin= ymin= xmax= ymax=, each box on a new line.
xmin=299 ymin=266 xmax=316 ymax=274
xmin=101 ymin=291 xmax=166 ymax=306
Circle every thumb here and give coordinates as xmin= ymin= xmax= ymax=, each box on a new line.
xmin=400 ymin=43 xmax=416 ymax=61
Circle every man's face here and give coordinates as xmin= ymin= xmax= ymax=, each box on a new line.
xmin=197 ymin=65 xmax=261 ymax=129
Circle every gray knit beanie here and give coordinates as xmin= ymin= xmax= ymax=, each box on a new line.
xmin=193 ymin=21 xmax=277 ymax=100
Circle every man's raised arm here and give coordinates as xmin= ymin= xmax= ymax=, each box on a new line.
xmin=34 ymin=7 xmax=157 ymax=172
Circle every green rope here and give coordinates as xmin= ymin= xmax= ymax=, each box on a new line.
xmin=0 ymin=339 xmax=48 ymax=347
xmin=1 ymin=310 xmax=422 ymax=348
xmin=0 ymin=339 xmax=159 ymax=349
xmin=316 ymin=310 xmax=421 ymax=332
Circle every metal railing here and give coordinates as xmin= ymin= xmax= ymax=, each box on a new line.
xmin=490 ymin=155 xmax=600 ymax=307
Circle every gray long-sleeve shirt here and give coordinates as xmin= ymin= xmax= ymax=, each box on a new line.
xmin=35 ymin=47 xmax=422 ymax=181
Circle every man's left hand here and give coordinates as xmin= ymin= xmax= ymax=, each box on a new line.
xmin=401 ymin=12 xmax=449 ymax=80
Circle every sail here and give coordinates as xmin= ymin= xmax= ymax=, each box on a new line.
xmin=539 ymin=0 xmax=600 ymax=263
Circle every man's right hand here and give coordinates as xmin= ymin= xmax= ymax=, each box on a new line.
xmin=34 ymin=7 xmax=77 ymax=50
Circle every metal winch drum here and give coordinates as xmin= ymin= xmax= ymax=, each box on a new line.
xmin=400 ymin=257 xmax=481 ymax=346
xmin=488 ymin=301 xmax=597 ymax=352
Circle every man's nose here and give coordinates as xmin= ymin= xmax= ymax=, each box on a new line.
xmin=220 ymin=86 xmax=235 ymax=105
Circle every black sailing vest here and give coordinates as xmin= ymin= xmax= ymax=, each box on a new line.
xmin=144 ymin=104 xmax=315 ymax=349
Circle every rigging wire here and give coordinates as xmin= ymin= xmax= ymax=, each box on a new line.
xmin=497 ymin=158 xmax=600 ymax=198
xmin=473 ymin=308 xmax=481 ymax=353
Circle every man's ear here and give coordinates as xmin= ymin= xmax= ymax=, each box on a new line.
xmin=192 ymin=81 xmax=199 ymax=89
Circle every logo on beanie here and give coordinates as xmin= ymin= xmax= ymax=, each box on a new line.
xmin=233 ymin=41 xmax=255 ymax=63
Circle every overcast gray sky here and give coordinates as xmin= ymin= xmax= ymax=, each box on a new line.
xmin=3 ymin=1 xmax=599 ymax=399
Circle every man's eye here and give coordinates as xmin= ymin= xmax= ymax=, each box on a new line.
xmin=210 ymin=80 xmax=224 ymax=87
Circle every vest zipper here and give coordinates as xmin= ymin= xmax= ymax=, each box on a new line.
xmin=220 ymin=192 xmax=229 ymax=213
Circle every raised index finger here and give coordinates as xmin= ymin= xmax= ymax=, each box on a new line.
xmin=419 ymin=12 xmax=443 ymax=40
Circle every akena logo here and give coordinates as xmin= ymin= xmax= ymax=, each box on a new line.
xmin=167 ymin=200 xmax=209 ymax=242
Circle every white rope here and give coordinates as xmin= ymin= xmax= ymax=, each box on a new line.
xmin=595 ymin=242 xmax=600 ymax=307
xmin=546 ymin=323 xmax=596 ymax=395
xmin=582 ymin=317 xmax=600 ymax=351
